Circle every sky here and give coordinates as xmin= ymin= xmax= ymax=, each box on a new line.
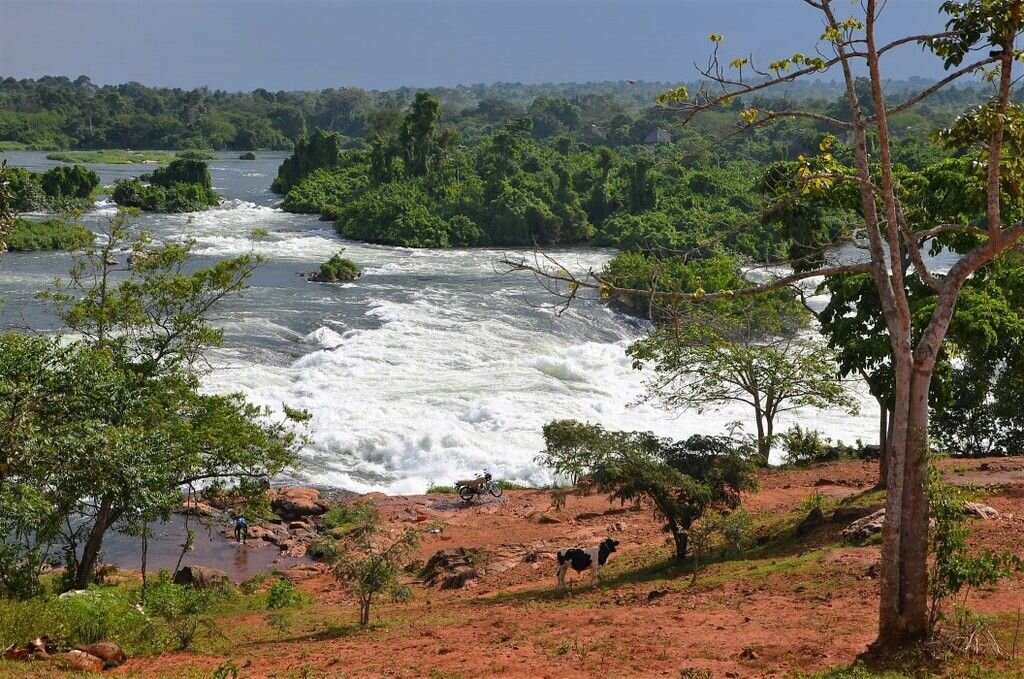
xmin=0 ymin=0 xmax=948 ymax=92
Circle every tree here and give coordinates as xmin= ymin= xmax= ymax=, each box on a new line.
xmin=329 ymin=514 xmax=418 ymax=627
xmin=630 ymin=325 xmax=857 ymax=464
xmin=1 ymin=210 xmax=307 ymax=590
xmin=504 ymin=0 xmax=1024 ymax=649
xmin=539 ymin=420 xmax=757 ymax=561
xmin=398 ymin=92 xmax=441 ymax=177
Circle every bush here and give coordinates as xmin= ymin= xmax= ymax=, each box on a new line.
xmin=426 ymin=484 xmax=456 ymax=494
xmin=239 ymin=152 xmax=257 ymax=160
xmin=6 ymin=218 xmax=93 ymax=251
xmin=144 ymin=572 xmax=218 ymax=650
xmin=322 ymin=501 xmax=377 ymax=539
xmin=112 ymin=178 xmax=219 ymax=213
xmin=314 ymin=251 xmax=361 ymax=282
xmin=266 ymin=578 xmax=303 ymax=610
xmin=781 ymin=425 xmax=842 ymax=466
xmin=40 ymin=164 xmax=100 ymax=201
xmin=308 ymin=537 xmax=342 ymax=562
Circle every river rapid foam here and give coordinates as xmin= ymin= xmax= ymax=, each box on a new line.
xmin=0 ymin=151 xmax=881 ymax=493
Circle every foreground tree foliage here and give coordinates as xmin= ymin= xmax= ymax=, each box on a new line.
xmin=539 ymin=420 xmax=757 ymax=561
xmin=508 ymin=0 xmax=1024 ymax=651
xmin=0 ymin=210 xmax=306 ymax=593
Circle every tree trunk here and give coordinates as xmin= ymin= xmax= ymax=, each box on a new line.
xmin=753 ymin=407 xmax=769 ymax=464
xmin=877 ymin=358 xmax=932 ymax=648
xmin=876 ymin=400 xmax=889 ymax=489
xmin=74 ymin=495 xmax=113 ymax=590
xmin=671 ymin=525 xmax=689 ymax=562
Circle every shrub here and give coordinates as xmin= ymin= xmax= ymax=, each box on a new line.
xmin=927 ymin=470 xmax=1022 ymax=629
xmin=7 ymin=218 xmax=93 ymax=251
xmin=308 ymin=537 xmax=342 ymax=562
xmin=314 ymin=251 xmax=361 ymax=282
xmin=799 ymin=491 xmax=828 ymax=513
xmin=144 ymin=572 xmax=218 ymax=650
xmin=781 ymin=425 xmax=846 ymax=466
xmin=321 ymin=501 xmax=377 ymax=539
xmin=239 ymin=152 xmax=257 ymax=160
xmin=40 ymin=164 xmax=100 ymax=201
xmin=426 ymin=483 xmax=456 ymax=494
xmin=266 ymin=578 xmax=303 ymax=610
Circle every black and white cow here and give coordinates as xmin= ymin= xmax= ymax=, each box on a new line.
xmin=556 ymin=538 xmax=619 ymax=589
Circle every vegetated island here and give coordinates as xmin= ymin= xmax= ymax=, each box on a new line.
xmin=111 ymin=158 xmax=221 ymax=213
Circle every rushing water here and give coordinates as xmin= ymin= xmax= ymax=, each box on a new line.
xmin=0 ymin=151 xmax=882 ymax=493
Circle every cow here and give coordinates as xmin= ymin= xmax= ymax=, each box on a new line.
xmin=556 ymin=538 xmax=619 ymax=589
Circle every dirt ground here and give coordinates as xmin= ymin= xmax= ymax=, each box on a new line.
xmin=43 ymin=458 xmax=1024 ymax=677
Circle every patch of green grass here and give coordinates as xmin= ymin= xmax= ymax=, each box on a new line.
xmin=46 ymin=149 xmax=178 ymax=164
xmin=497 ymin=479 xmax=532 ymax=490
xmin=7 ymin=218 xmax=93 ymax=251
xmin=0 ymin=141 xmax=30 ymax=151
xmin=426 ymin=484 xmax=457 ymax=494
xmin=321 ymin=500 xmax=377 ymax=539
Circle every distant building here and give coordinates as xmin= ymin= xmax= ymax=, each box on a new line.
xmin=644 ymin=127 xmax=673 ymax=144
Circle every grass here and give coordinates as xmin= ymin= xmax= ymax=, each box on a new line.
xmin=0 ymin=141 xmax=30 ymax=151
xmin=426 ymin=484 xmax=457 ymax=494
xmin=6 ymin=218 xmax=93 ymax=251
xmin=46 ymin=149 xmax=178 ymax=164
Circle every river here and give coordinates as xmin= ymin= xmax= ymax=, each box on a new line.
xmin=0 ymin=150 xmax=881 ymax=493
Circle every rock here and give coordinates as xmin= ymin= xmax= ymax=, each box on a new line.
xmin=842 ymin=509 xmax=886 ymax=542
xmin=75 ymin=642 xmax=126 ymax=668
xmin=288 ymin=520 xmax=312 ymax=531
xmin=65 ymin=650 xmax=104 ymax=673
xmin=860 ymin=444 xmax=881 ymax=460
xmin=176 ymin=501 xmax=220 ymax=518
xmin=537 ymin=513 xmax=561 ymax=524
xmin=647 ymin=589 xmax=669 ymax=602
xmin=574 ymin=511 xmax=602 ymax=521
xmin=814 ymin=478 xmax=836 ymax=487
xmin=610 ymin=521 xmax=627 ymax=533
xmin=964 ymin=501 xmax=999 ymax=520
xmin=831 ymin=506 xmax=877 ymax=524
xmin=421 ymin=548 xmax=484 ymax=589
xmin=173 ymin=565 xmax=229 ymax=588
xmin=740 ymin=647 xmax=760 ymax=660
xmin=270 ymin=486 xmax=331 ymax=519
xmin=795 ymin=507 xmax=825 ymax=537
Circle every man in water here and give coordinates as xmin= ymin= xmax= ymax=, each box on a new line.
xmin=234 ymin=515 xmax=249 ymax=544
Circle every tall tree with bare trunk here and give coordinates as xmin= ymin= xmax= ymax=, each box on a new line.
xmin=502 ymin=0 xmax=1024 ymax=650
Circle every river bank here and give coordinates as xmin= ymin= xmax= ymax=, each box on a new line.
xmin=14 ymin=455 xmax=1023 ymax=678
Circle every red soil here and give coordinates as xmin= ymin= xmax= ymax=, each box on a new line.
xmin=102 ymin=457 xmax=1024 ymax=678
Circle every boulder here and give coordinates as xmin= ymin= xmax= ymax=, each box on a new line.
xmin=842 ymin=509 xmax=886 ymax=542
xmin=964 ymin=501 xmax=999 ymax=520
xmin=831 ymin=506 xmax=878 ymax=524
xmin=795 ymin=507 xmax=825 ymax=537
xmin=421 ymin=548 xmax=484 ymax=589
xmin=270 ymin=486 xmax=330 ymax=519
xmin=75 ymin=642 xmax=126 ymax=668
xmin=173 ymin=565 xmax=229 ymax=589
xmin=176 ymin=501 xmax=220 ymax=518
xmin=64 ymin=650 xmax=104 ymax=673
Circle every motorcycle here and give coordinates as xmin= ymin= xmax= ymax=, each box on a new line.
xmin=454 ymin=471 xmax=503 ymax=502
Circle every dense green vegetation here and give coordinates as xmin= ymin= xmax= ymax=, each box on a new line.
xmin=111 ymin=158 xmax=220 ymax=212
xmin=0 ymin=210 xmax=305 ymax=594
xmin=5 ymin=163 xmax=100 ymax=212
xmin=313 ymin=251 xmax=361 ymax=282
xmin=6 ymin=218 xmax=92 ymax=251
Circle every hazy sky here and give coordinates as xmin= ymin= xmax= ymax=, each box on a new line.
xmin=1 ymin=0 xmax=948 ymax=91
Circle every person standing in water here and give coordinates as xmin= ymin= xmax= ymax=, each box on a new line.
xmin=234 ymin=515 xmax=249 ymax=544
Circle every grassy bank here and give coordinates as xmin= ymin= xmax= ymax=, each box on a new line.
xmin=45 ymin=150 xmax=180 ymax=164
